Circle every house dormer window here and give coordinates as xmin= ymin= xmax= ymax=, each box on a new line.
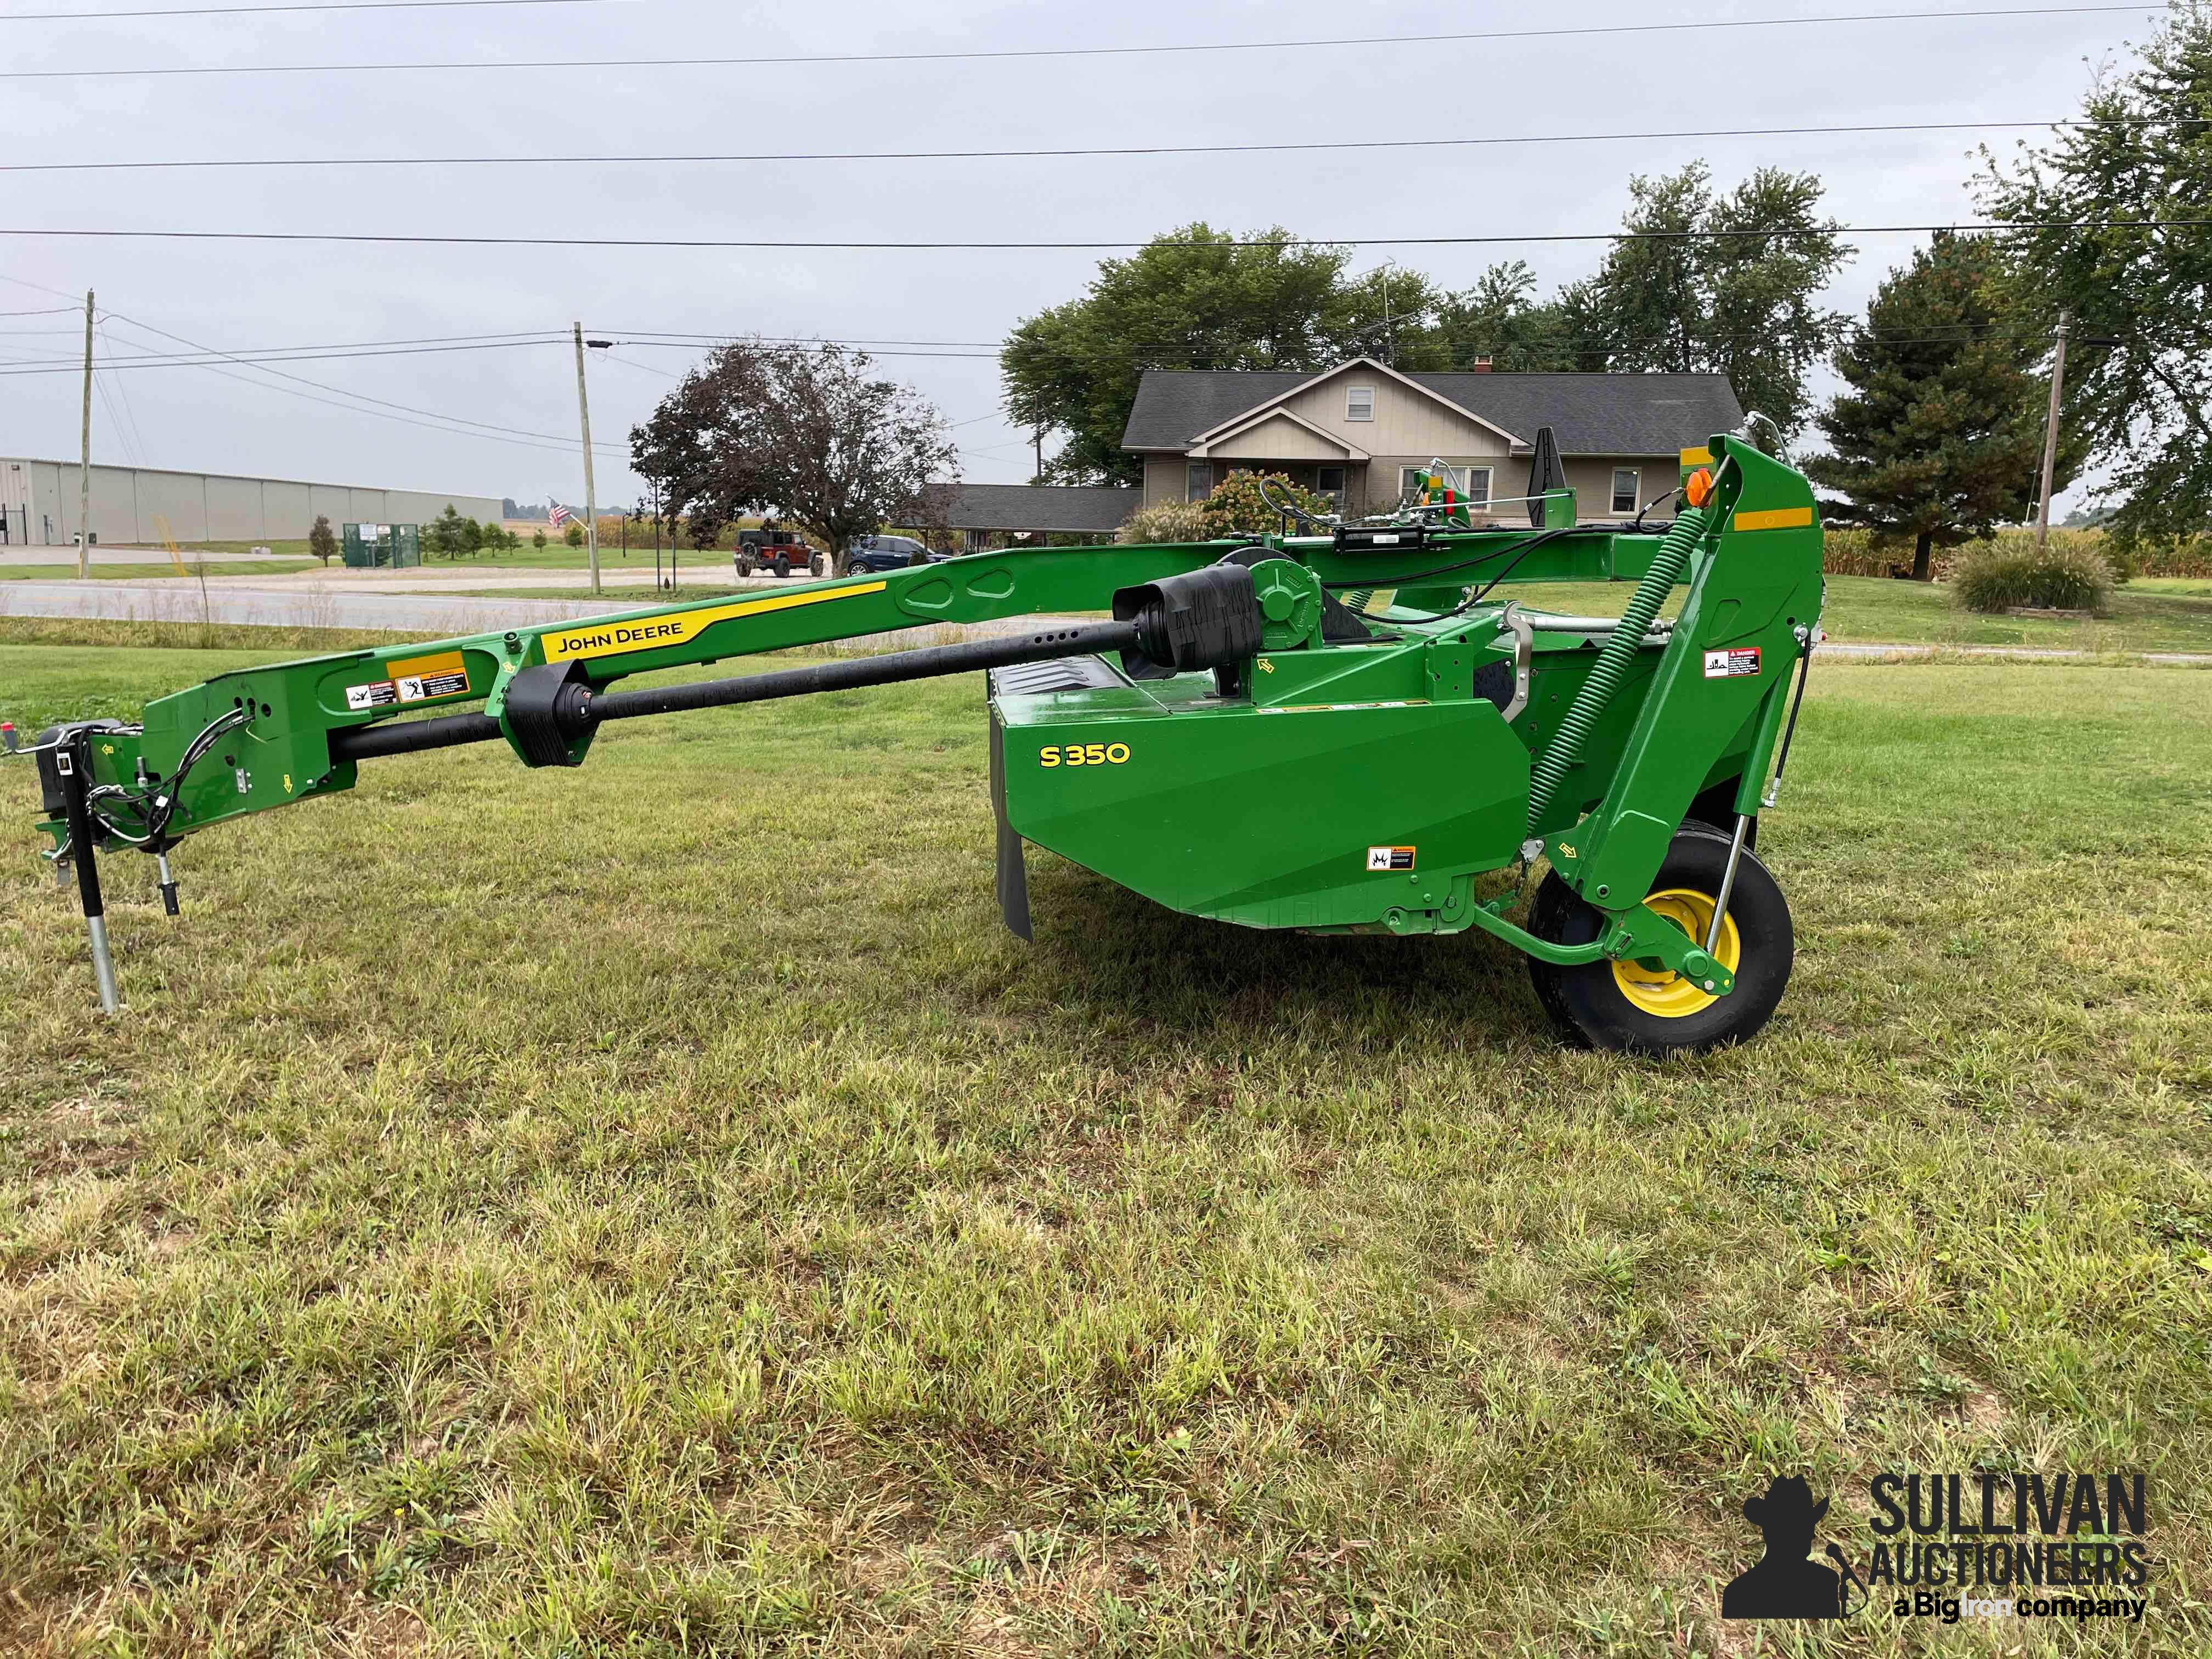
xmin=1345 ymin=385 xmax=1375 ymax=422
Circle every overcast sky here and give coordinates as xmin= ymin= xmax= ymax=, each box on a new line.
xmin=0 ymin=0 xmax=2163 ymax=514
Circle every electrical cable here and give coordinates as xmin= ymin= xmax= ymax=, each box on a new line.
xmin=94 ymin=309 xmax=627 ymax=455
xmin=82 ymin=704 xmax=249 ymax=848
xmin=1318 ymin=540 xmax=1530 ymax=591
xmin=0 ymin=335 xmax=573 ymax=374
xmin=8 ymin=0 xmax=620 ymax=17
xmin=5 ymin=115 xmax=2200 ymax=173
xmin=0 ymin=5 xmax=2154 ymax=81
xmin=0 ymin=218 xmax=2193 ymax=251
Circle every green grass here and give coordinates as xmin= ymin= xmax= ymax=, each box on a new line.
xmin=1493 ymin=573 xmax=2212 ymax=655
xmin=0 ymin=618 xmax=432 ymax=658
xmin=2 ymin=631 xmax=2209 ymax=1654
xmin=0 ymin=560 xmax=322 ymax=582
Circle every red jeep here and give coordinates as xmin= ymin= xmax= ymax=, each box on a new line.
xmin=734 ymin=527 xmax=825 ymax=579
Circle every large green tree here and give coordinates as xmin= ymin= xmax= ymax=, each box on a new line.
xmin=1803 ymin=233 xmax=2062 ymax=579
xmin=1000 ymin=225 xmax=1441 ymax=486
xmin=1571 ymin=162 xmax=1853 ymax=436
xmin=1977 ymin=3 xmax=2212 ymax=549
xmin=1412 ymin=261 xmax=1595 ymax=372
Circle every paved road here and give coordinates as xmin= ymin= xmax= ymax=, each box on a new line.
xmin=0 ymin=547 xmax=302 ymax=567
xmin=0 ymin=578 xmax=1089 ymax=648
xmin=3 ymin=578 xmax=2207 ymax=665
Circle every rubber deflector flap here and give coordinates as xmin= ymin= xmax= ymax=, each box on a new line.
xmin=501 ymin=659 xmax=592 ymax=768
xmin=988 ymin=710 xmax=1031 ymax=940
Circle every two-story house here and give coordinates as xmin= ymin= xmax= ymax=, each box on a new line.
xmin=1122 ymin=358 xmax=1743 ymax=522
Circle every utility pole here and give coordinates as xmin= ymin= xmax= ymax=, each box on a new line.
xmin=77 ymin=290 xmax=94 ymax=579
xmin=573 ymin=321 xmax=601 ymax=595
xmin=2035 ymin=309 xmax=2070 ymax=552
xmin=1033 ymin=427 xmax=1043 ymax=483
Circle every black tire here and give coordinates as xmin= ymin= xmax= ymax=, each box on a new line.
xmin=774 ymin=555 xmax=792 ymax=578
xmin=1687 ymin=778 xmax=1758 ymax=850
xmin=1527 ymin=827 xmax=1792 ymax=1055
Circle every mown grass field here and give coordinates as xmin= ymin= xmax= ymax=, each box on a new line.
xmin=1 ymin=628 xmax=2209 ymax=1656
xmin=1493 ymin=575 xmax=2212 ymax=656
xmin=0 ymin=561 xmax=324 ymax=583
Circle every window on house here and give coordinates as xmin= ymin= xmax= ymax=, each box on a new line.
xmin=1316 ymin=465 xmax=1346 ymax=504
xmin=1463 ymin=467 xmax=1492 ymax=506
xmin=1611 ymin=468 xmax=1640 ymax=515
xmin=1346 ymin=386 xmax=1375 ymax=421
xmin=1186 ymin=462 xmax=1212 ymax=501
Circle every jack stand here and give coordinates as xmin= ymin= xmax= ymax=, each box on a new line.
xmin=53 ymin=733 xmax=121 ymax=1013
xmin=157 ymin=851 xmax=180 ymax=916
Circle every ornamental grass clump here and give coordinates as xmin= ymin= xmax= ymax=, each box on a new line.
xmin=1952 ymin=536 xmax=2115 ymax=614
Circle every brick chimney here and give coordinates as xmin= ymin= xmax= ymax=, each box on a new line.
xmin=1470 ymin=356 xmax=1494 ymax=373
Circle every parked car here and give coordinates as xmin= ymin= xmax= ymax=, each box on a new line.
xmin=735 ymin=527 xmax=824 ymax=578
xmin=843 ymin=534 xmax=951 ymax=575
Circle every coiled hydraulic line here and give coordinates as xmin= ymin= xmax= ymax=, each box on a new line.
xmin=1525 ymin=503 xmax=1710 ymax=834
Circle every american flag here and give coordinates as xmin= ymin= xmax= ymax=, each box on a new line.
xmin=548 ymin=504 xmax=573 ymax=528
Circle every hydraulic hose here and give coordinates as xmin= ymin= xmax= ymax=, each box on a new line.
xmin=1525 ymin=503 xmax=1709 ymax=834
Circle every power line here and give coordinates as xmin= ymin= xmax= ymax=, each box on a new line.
xmin=6 ymin=116 xmax=2202 ymax=174
xmin=0 ymin=303 xmax=81 ymax=316
xmin=0 ymin=317 xmax=2129 ymax=380
xmin=0 ymin=5 xmax=2153 ymax=81
xmin=93 ymin=309 xmax=628 ymax=455
xmin=6 ymin=0 xmax=620 ymax=19
xmin=0 ymin=218 xmax=2196 ymax=252
xmin=0 ymin=334 xmax=570 ymax=372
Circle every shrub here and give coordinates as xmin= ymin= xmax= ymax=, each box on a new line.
xmin=563 ymin=522 xmax=584 ymax=547
xmin=532 ymin=528 xmax=547 ymax=550
xmin=1194 ymin=471 xmax=1333 ymax=537
xmin=1116 ymin=500 xmax=1210 ymax=545
xmin=1118 ymin=473 xmax=1337 ymax=545
xmin=1953 ymin=537 xmax=2115 ymax=614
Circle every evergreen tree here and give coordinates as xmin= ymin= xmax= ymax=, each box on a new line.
xmin=1804 ymin=233 xmax=2060 ymax=579
xmin=307 ymin=514 xmax=337 ymax=566
xmin=428 ymin=504 xmax=466 ymax=560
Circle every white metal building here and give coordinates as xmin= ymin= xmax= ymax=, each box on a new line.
xmin=0 ymin=457 xmax=505 ymax=547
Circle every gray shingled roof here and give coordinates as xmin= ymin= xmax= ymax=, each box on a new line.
xmin=922 ymin=482 xmax=1139 ymax=534
xmin=1121 ymin=368 xmax=1742 ymax=456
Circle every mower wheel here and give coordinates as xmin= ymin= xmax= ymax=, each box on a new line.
xmin=1526 ymin=827 xmax=1792 ymax=1054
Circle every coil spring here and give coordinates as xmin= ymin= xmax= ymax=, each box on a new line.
xmin=1526 ymin=504 xmax=1709 ymax=834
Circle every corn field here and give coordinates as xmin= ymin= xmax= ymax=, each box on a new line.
xmin=1822 ymin=526 xmax=2212 ymax=582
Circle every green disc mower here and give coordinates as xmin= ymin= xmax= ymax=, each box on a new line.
xmin=11 ymin=429 xmax=1823 ymax=1053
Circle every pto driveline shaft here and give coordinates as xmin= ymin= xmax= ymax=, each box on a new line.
xmin=329 ymin=622 xmax=1141 ymax=764
xmin=580 ymin=622 xmax=1138 ymax=726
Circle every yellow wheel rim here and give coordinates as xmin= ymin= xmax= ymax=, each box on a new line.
xmin=1611 ymin=888 xmax=1741 ymax=1018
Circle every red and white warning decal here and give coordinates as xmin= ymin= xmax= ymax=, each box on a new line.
xmin=344 ymin=680 xmax=398 ymax=710
xmin=1366 ymin=845 xmax=1417 ymax=871
xmin=1702 ymin=646 xmax=1762 ymax=679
